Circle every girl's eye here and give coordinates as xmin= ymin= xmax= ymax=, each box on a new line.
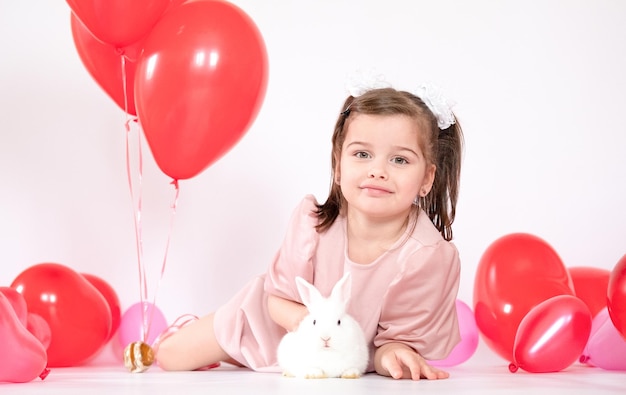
xmin=392 ymin=157 xmax=409 ymax=165
xmin=355 ymin=151 xmax=370 ymax=159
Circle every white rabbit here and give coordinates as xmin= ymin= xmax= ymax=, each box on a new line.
xmin=276 ymin=272 xmax=369 ymax=379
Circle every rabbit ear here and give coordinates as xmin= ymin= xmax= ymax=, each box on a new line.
xmin=330 ymin=272 xmax=352 ymax=309
xmin=295 ymin=277 xmax=322 ymax=308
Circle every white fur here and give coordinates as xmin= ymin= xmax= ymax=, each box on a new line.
xmin=276 ymin=273 xmax=369 ymax=379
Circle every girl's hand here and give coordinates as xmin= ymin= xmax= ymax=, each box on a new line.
xmin=374 ymin=342 xmax=450 ymax=380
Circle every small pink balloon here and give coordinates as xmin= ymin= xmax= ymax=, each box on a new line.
xmin=580 ymin=307 xmax=610 ymax=365
xmin=585 ymin=308 xmax=626 ymax=370
xmin=429 ymin=300 xmax=479 ymax=367
xmin=117 ymin=302 xmax=168 ymax=349
xmin=26 ymin=313 xmax=52 ymax=350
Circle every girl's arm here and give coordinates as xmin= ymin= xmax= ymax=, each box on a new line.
xmin=267 ymin=294 xmax=308 ymax=332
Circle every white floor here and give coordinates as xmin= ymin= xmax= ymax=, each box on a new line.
xmin=2 ymin=344 xmax=624 ymax=394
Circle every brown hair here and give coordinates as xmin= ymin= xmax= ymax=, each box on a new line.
xmin=315 ymin=87 xmax=464 ymax=241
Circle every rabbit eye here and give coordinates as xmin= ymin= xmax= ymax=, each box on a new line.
xmin=313 ymin=319 xmax=316 ymax=325
xmin=337 ymin=319 xmax=341 ymax=326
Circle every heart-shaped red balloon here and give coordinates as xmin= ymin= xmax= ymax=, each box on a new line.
xmin=71 ymin=13 xmax=139 ymax=115
xmin=474 ymin=233 xmax=574 ymax=362
xmin=569 ymin=266 xmax=610 ymax=318
xmin=66 ymin=0 xmax=170 ymax=47
xmin=608 ymin=254 xmax=626 ymax=340
xmin=82 ymin=273 xmax=122 ymax=341
xmin=11 ymin=263 xmax=112 ymax=367
xmin=0 ymin=293 xmax=48 ymax=383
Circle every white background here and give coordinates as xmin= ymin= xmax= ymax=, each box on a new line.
xmin=1 ymin=0 xmax=625 ymax=362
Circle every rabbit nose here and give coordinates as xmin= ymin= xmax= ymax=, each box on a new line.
xmin=321 ymin=336 xmax=331 ymax=347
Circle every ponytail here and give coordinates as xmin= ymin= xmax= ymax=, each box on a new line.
xmin=420 ymin=120 xmax=463 ymax=241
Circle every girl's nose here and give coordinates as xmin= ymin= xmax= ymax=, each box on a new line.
xmin=368 ymin=165 xmax=387 ymax=179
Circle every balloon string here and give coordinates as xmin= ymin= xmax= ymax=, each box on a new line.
xmin=121 ymin=52 xmax=150 ymax=342
xmin=151 ymin=314 xmax=199 ymax=356
xmin=151 ymin=313 xmax=221 ymax=371
xmin=144 ymin=179 xmax=180 ymax=341
xmin=120 ymin=51 xmax=178 ymax=345
xmin=120 ymin=54 xmax=129 ymax=115
xmin=125 ymin=120 xmax=148 ymax=341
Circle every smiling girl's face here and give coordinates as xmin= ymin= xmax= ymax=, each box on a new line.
xmin=337 ymin=113 xmax=435 ymax=222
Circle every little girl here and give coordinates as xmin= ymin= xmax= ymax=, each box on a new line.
xmin=156 ymin=76 xmax=464 ymax=380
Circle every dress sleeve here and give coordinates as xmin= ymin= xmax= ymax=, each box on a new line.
xmin=374 ymin=240 xmax=461 ymax=360
xmin=263 ymin=195 xmax=320 ymax=302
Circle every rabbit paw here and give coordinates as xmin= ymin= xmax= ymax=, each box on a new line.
xmin=340 ymin=368 xmax=362 ymax=379
xmin=304 ymin=368 xmax=327 ymax=379
xmin=282 ymin=368 xmax=327 ymax=379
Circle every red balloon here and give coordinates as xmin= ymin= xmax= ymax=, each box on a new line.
xmin=82 ymin=273 xmax=122 ymax=341
xmin=568 ymin=266 xmax=610 ymax=318
xmin=511 ymin=295 xmax=592 ymax=373
xmin=607 ymin=254 xmax=626 ymax=340
xmin=66 ymin=0 xmax=170 ymax=47
xmin=0 ymin=293 xmax=48 ymax=383
xmin=135 ymin=0 xmax=269 ymax=180
xmin=11 ymin=263 xmax=112 ymax=367
xmin=473 ymin=233 xmax=574 ymax=362
xmin=71 ymin=13 xmax=139 ymax=115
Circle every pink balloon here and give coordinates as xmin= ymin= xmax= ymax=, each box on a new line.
xmin=429 ymin=300 xmax=479 ymax=367
xmin=26 ymin=313 xmax=52 ymax=350
xmin=1 ymin=287 xmax=52 ymax=351
xmin=511 ymin=295 xmax=592 ymax=373
xmin=580 ymin=307 xmax=610 ymax=365
xmin=0 ymin=293 xmax=48 ymax=383
xmin=117 ymin=302 xmax=168 ymax=349
xmin=0 ymin=286 xmax=28 ymax=325
xmin=584 ymin=308 xmax=626 ymax=370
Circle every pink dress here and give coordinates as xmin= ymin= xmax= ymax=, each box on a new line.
xmin=214 ymin=195 xmax=460 ymax=372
